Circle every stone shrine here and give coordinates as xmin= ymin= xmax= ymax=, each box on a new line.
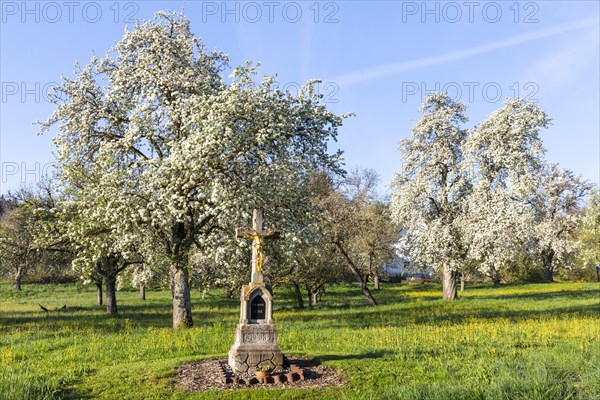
xmin=228 ymin=209 xmax=285 ymax=378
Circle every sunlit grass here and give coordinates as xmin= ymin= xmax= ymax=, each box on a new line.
xmin=0 ymin=281 xmax=598 ymax=399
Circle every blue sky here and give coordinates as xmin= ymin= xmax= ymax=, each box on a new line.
xmin=1 ymin=0 xmax=599 ymax=195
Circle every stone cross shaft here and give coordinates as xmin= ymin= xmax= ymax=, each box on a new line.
xmin=236 ymin=209 xmax=280 ymax=283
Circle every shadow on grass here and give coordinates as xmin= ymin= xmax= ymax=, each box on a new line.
xmin=466 ymin=288 xmax=600 ymax=301
xmin=3 ymin=283 xmax=597 ymax=334
xmin=431 ymin=303 xmax=600 ymax=324
xmin=314 ymin=350 xmax=395 ymax=363
xmin=397 ymin=283 xmax=443 ymax=292
xmin=0 ymin=310 xmax=238 ymax=332
xmin=57 ymin=380 xmax=94 ymax=400
xmin=0 ymin=294 xmax=243 ymax=332
xmin=277 ymin=300 xmax=600 ymax=331
xmin=0 ymin=306 xmax=175 ymax=332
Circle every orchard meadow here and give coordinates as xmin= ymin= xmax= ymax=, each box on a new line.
xmin=1 ymin=281 xmax=598 ymax=399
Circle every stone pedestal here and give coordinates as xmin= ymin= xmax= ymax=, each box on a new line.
xmin=228 ymin=282 xmax=284 ymax=378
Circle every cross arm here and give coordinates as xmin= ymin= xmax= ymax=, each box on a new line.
xmin=236 ymin=228 xmax=255 ymax=239
xmin=236 ymin=228 xmax=281 ymax=240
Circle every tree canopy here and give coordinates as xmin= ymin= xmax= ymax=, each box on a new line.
xmin=41 ymin=11 xmax=348 ymax=327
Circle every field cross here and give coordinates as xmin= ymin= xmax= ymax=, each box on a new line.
xmin=236 ymin=209 xmax=280 ymax=282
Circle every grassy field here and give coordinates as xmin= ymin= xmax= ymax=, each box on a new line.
xmin=0 ymin=281 xmax=598 ymax=400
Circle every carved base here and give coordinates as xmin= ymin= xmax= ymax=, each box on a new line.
xmin=228 ymin=323 xmax=284 ymax=378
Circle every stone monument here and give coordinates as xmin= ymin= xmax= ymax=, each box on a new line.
xmin=228 ymin=209 xmax=285 ymax=378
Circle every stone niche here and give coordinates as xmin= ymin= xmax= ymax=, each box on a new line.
xmin=228 ymin=283 xmax=284 ymax=378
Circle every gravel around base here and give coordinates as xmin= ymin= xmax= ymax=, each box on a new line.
xmin=174 ymin=356 xmax=347 ymax=392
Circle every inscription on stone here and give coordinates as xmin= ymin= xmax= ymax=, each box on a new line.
xmin=242 ymin=332 xmax=274 ymax=343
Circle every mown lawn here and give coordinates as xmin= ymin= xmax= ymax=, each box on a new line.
xmin=0 ymin=281 xmax=598 ymax=399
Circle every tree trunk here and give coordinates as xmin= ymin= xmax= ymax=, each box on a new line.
xmin=369 ymin=255 xmax=380 ymax=290
xmin=366 ymin=254 xmax=373 ymax=289
xmin=316 ymin=284 xmax=324 ymax=302
xmin=13 ymin=266 xmax=24 ymax=291
xmin=139 ymin=285 xmax=146 ymax=300
xmin=105 ymin=275 xmax=118 ymax=315
xmin=311 ymin=292 xmax=318 ymax=306
xmin=307 ymin=287 xmax=314 ymax=309
xmin=360 ymin=285 xmax=377 ymax=306
xmin=171 ymin=263 xmax=193 ymax=329
xmin=334 ymin=241 xmax=378 ymax=306
xmin=442 ymin=263 xmax=458 ymax=301
xmin=491 ymin=268 xmax=501 ymax=287
xmin=363 ymin=273 xmax=370 ymax=289
xmin=293 ymin=282 xmax=304 ymax=310
xmin=492 ymin=275 xmax=500 ymax=287
xmin=460 ymin=273 xmax=465 ymax=292
xmin=96 ymin=282 xmax=103 ymax=305
xmin=542 ymin=249 xmax=555 ymax=282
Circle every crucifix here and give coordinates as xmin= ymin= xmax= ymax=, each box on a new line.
xmin=236 ymin=209 xmax=280 ymax=283
xmin=229 ymin=208 xmax=285 ymax=378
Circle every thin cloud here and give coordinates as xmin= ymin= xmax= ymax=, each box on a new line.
xmin=521 ymin=28 xmax=599 ymax=91
xmin=330 ymin=16 xmax=599 ymax=87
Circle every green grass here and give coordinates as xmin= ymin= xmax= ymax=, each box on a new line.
xmin=1 ymin=281 xmax=598 ymax=399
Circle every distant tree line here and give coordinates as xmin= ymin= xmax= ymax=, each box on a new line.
xmin=0 ymin=185 xmax=74 ymax=291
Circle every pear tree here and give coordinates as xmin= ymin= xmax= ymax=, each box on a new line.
xmin=42 ymin=11 xmax=346 ymax=328
xmin=531 ymin=164 xmax=591 ymax=282
xmin=462 ymin=98 xmax=550 ymax=286
xmin=391 ymin=93 xmax=469 ymax=300
xmin=576 ymin=189 xmax=600 ymax=279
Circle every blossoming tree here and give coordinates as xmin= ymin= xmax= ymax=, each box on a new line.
xmin=531 ymin=164 xmax=591 ymax=282
xmin=41 ymin=11 xmax=346 ymax=328
xmin=391 ymin=93 xmax=469 ymax=300
xmin=462 ymin=98 xmax=550 ymax=285
xmin=576 ymin=189 xmax=600 ymax=277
